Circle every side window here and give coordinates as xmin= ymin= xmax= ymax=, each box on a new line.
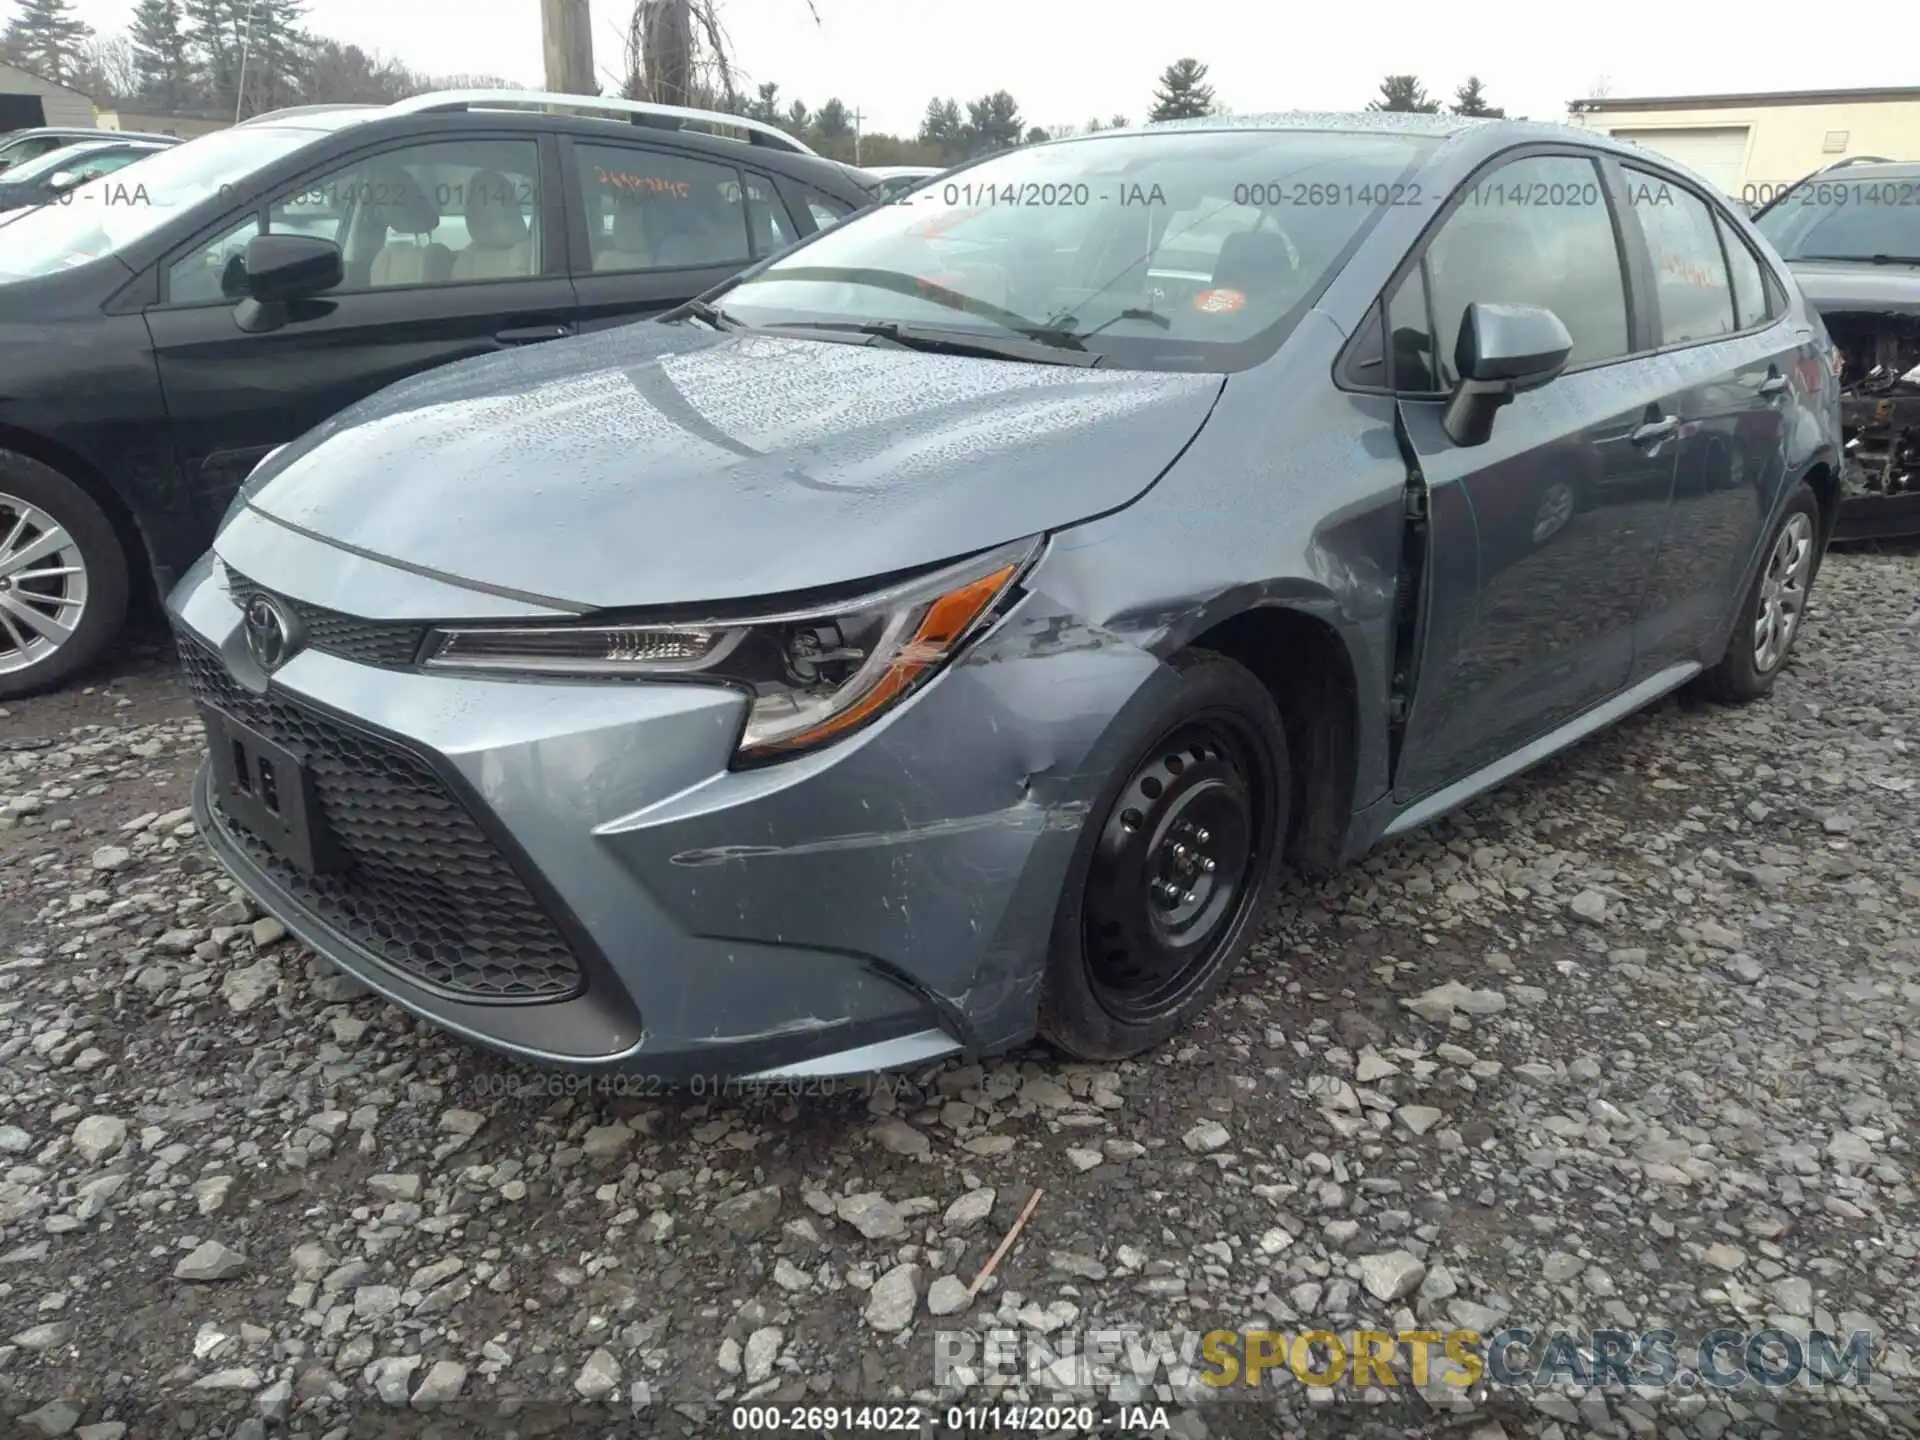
xmin=165 ymin=213 xmax=261 ymax=306
xmin=801 ymin=187 xmax=854 ymax=231
xmin=575 ymin=144 xmax=750 ymax=274
xmin=280 ymin=138 xmax=542 ymax=291
xmin=743 ymin=175 xmax=797 ymax=257
xmin=1423 ymin=154 xmax=1630 ymax=385
xmin=1623 ymin=168 xmax=1735 ymax=344
xmin=1715 ymin=211 xmax=1772 ymax=330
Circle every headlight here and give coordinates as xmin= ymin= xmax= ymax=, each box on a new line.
xmin=423 ymin=537 xmax=1040 ymax=763
xmin=217 ymin=444 xmax=291 ymax=534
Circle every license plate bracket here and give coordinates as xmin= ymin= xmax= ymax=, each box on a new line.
xmin=201 ymin=705 xmax=342 ymax=875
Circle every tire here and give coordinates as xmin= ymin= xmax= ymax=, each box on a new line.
xmin=1694 ymin=481 xmax=1821 ymax=705
xmin=0 ymin=450 xmax=130 ymax=700
xmin=1039 ymin=649 xmax=1291 ymax=1060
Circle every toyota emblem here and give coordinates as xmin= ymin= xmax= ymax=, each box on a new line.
xmin=244 ymin=594 xmax=296 ymax=671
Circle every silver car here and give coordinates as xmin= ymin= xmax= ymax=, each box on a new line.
xmin=169 ymin=113 xmax=1841 ymax=1079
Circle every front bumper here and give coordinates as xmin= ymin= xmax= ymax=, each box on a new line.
xmin=166 ymin=539 xmax=1162 ymax=1078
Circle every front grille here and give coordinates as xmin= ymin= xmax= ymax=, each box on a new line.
xmin=224 ymin=568 xmax=427 ymax=669
xmin=178 ymin=637 xmax=584 ymax=1003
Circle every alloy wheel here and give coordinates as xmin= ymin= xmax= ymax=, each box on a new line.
xmin=1532 ymin=481 xmax=1575 ymax=544
xmin=0 ymin=492 xmax=88 ymax=676
xmin=1753 ymin=511 xmax=1814 ymax=674
xmin=1080 ymin=716 xmax=1274 ymax=1024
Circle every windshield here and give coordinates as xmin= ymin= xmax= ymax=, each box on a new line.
xmin=0 ymin=125 xmax=316 ymax=282
xmin=715 ymin=128 xmax=1438 ymax=371
xmin=1754 ymin=178 xmax=1920 ymax=262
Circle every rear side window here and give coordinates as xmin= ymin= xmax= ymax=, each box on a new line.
xmin=743 ymin=175 xmax=797 ymax=257
xmin=1624 ymin=168 xmax=1736 ymax=344
xmin=574 ymin=143 xmax=750 ymax=273
xmin=1419 ymin=153 xmax=1630 ymax=385
xmin=1715 ymin=212 xmax=1773 ymax=330
xmin=800 ymin=187 xmax=854 ymax=231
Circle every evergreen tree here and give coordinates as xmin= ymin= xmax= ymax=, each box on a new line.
xmin=1450 ymin=76 xmax=1505 ymax=117
xmin=183 ymin=0 xmax=243 ymax=114
xmin=128 ymin=0 xmax=192 ymax=111
xmin=813 ymin=96 xmax=850 ymax=141
xmin=918 ymin=95 xmax=962 ymax=156
xmin=1148 ymin=58 xmax=1213 ymax=122
xmin=1367 ymin=75 xmax=1440 ymax=113
xmin=2 ymin=0 xmax=93 ymax=85
xmin=963 ymin=90 xmax=1022 ymax=157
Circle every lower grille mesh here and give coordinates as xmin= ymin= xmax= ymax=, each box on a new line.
xmin=178 ymin=637 xmax=584 ymax=1003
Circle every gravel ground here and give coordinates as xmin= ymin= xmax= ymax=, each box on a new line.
xmin=0 ymin=550 xmax=1914 ymax=1440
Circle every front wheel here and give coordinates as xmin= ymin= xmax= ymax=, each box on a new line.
xmin=1695 ymin=482 xmax=1821 ymax=704
xmin=0 ymin=451 xmax=130 ymax=700
xmin=1039 ymin=650 xmax=1291 ymax=1060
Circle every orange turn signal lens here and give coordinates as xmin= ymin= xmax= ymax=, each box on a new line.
xmin=740 ymin=561 xmax=1020 ymax=759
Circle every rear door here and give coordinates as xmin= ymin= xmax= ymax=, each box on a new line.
xmin=1618 ymin=164 xmax=1808 ymax=675
xmin=560 ymin=137 xmax=799 ymax=332
xmin=143 ymin=130 xmax=574 ymax=509
xmin=1390 ymin=150 xmax=1680 ymax=802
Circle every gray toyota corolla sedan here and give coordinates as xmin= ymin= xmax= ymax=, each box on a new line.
xmin=168 ymin=112 xmax=1842 ymax=1080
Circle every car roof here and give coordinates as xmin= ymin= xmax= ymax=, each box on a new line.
xmin=1139 ymin=110 xmax=1488 ymax=138
xmin=1 ymin=126 xmax=178 ymax=145
xmin=1797 ymin=159 xmax=1920 ymax=178
xmin=234 ymin=104 xmax=868 ymax=191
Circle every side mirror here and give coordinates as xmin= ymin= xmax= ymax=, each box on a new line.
xmin=241 ymin=233 xmax=343 ymax=302
xmin=47 ymin=170 xmax=75 ymax=191
xmin=233 ymin=233 xmax=343 ymax=334
xmin=1441 ymin=301 xmax=1574 ymax=447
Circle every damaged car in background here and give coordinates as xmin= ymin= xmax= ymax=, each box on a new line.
xmin=1755 ymin=158 xmax=1920 ymax=540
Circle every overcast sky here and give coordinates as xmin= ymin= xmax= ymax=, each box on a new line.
xmin=59 ymin=0 xmax=1920 ymax=137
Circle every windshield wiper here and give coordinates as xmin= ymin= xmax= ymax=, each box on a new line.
xmin=770 ymin=320 xmax=1101 ymax=367
xmin=667 ymin=297 xmax=745 ymax=330
xmin=1039 ymin=307 xmax=1173 ymax=342
xmin=1796 ymin=253 xmax=1920 ymax=266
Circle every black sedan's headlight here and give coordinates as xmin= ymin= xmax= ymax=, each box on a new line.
xmin=422 ymin=537 xmax=1040 ymax=763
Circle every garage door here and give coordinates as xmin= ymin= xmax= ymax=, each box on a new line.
xmin=1608 ymin=126 xmax=1751 ymax=196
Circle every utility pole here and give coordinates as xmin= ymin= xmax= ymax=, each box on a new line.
xmin=234 ymin=0 xmax=261 ymax=123
xmin=852 ymin=108 xmax=863 ymax=166
xmin=541 ymin=0 xmax=597 ymax=95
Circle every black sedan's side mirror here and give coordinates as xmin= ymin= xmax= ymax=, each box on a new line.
xmin=1441 ymin=301 xmax=1574 ymax=447
xmin=234 ymin=233 xmax=343 ymax=334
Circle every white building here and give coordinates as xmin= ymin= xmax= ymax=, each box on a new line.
xmin=1567 ymin=86 xmax=1920 ymax=203
xmin=0 ymin=60 xmax=99 ymax=132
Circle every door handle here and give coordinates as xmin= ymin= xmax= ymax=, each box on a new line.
xmin=495 ymin=325 xmax=571 ymax=345
xmin=1756 ymin=371 xmax=1788 ymax=397
xmin=1629 ymin=415 xmax=1679 ymax=447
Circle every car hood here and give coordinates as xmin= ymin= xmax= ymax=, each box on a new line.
xmin=238 ymin=323 xmax=1226 ymax=612
xmin=1788 ymin=258 xmax=1920 ymax=318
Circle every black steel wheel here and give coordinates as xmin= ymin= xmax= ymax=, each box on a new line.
xmin=1041 ymin=650 xmax=1290 ymax=1059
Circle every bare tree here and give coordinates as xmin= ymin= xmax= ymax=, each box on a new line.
xmin=72 ymin=33 xmax=141 ymax=101
xmin=623 ymin=0 xmax=816 ymax=113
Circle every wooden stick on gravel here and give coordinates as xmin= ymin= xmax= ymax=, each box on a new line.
xmin=969 ymin=1186 xmax=1044 ymax=1298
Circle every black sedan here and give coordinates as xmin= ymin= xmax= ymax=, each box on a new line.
xmin=0 ymin=90 xmax=875 ymax=696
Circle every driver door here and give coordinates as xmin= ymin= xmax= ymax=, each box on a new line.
xmin=142 ymin=132 xmax=575 ymax=518
xmin=1390 ymin=152 xmax=1679 ymax=802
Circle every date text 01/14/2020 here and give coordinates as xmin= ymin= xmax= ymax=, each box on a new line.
xmin=727 ymin=1403 xmax=1174 ymax=1432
